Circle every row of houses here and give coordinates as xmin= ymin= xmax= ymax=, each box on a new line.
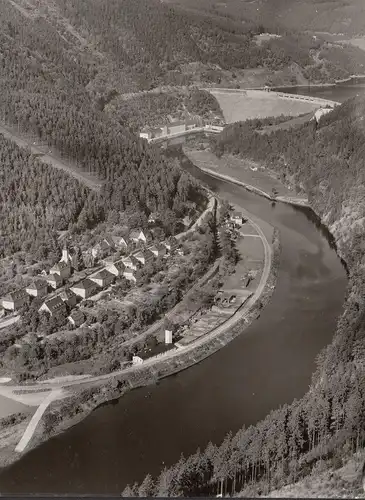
xmin=139 ymin=119 xmax=198 ymax=141
xmin=1 ymin=237 xmax=180 ymax=319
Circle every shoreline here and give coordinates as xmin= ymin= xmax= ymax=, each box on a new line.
xmin=0 ymin=151 xmax=347 ymax=476
xmin=0 ymin=185 xmax=278 ymax=472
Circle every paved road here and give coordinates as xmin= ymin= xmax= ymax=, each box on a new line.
xmin=0 ymin=202 xmax=271 ymax=401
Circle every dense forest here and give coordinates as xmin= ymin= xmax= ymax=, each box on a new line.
xmin=122 ymin=97 xmax=365 ymax=496
xmin=166 ymin=0 xmax=365 ymax=37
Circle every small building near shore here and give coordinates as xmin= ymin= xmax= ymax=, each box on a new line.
xmin=230 ymin=211 xmax=246 ymax=226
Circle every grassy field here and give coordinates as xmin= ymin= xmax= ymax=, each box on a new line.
xmin=210 ymin=91 xmax=321 ymax=123
xmin=0 ymin=394 xmax=30 ymax=419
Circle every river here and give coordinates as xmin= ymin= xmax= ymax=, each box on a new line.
xmin=0 ymin=83 xmax=353 ymax=494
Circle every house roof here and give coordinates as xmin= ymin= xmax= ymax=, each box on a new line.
xmin=26 ymin=280 xmax=47 ymax=290
xmin=72 ymin=278 xmax=97 ymax=290
xmin=60 ymin=289 xmax=77 ymax=301
xmin=169 ymin=120 xmax=186 ymax=127
xmin=41 ymin=296 xmax=65 ymax=314
xmin=3 ymin=289 xmax=28 ymax=301
xmin=112 ymin=235 xmax=127 ymax=245
xmin=231 ymin=211 xmax=243 ymax=217
xmin=108 ymin=260 xmax=125 ymax=271
xmin=92 ymin=269 xmax=114 ymax=281
xmin=47 ymin=273 xmax=62 ymax=283
xmin=129 ymin=229 xmax=144 ymax=239
xmin=52 ymin=261 xmax=70 ymax=271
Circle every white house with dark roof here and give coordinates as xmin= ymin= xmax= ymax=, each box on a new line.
xmin=107 ymin=260 xmax=125 ymax=277
xmin=60 ymin=289 xmax=78 ymax=308
xmin=230 ymin=211 xmax=245 ymax=226
xmin=149 ymin=244 xmax=166 ymax=258
xmin=134 ymin=250 xmax=151 ymax=266
xmin=71 ymin=278 xmax=99 ymax=299
xmin=39 ymin=296 xmax=67 ymax=317
xmin=92 ymin=238 xmax=115 ymax=259
xmin=47 ymin=273 xmax=63 ymax=290
xmin=90 ymin=269 xmax=115 ymax=288
xmin=112 ymin=235 xmax=128 ymax=250
xmin=2 ymin=289 xmax=29 ymax=311
xmin=123 ymin=270 xmax=137 ymax=284
xmin=50 ymin=260 xmax=71 ymax=280
xmin=129 ymin=229 xmax=148 ymax=244
xmin=161 ymin=237 xmax=178 ymax=252
xmin=26 ymin=280 xmax=48 ymax=298
xmin=122 ymin=255 xmax=139 ymax=271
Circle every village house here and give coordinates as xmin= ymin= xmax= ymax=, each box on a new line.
xmin=47 ymin=273 xmax=63 ymax=290
xmin=161 ymin=237 xmax=178 ymax=252
xmin=71 ymin=278 xmax=99 ymax=299
xmin=129 ymin=229 xmax=148 ymax=244
xmin=123 ymin=270 xmax=137 ymax=284
xmin=112 ymin=235 xmax=128 ymax=250
xmin=25 ymin=280 xmax=48 ymax=298
xmin=134 ymin=250 xmax=151 ymax=266
xmin=2 ymin=289 xmax=29 ymax=311
xmin=92 ymin=238 xmax=115 ymax=259
xmin=50 ymin=260 xmax=71 ymax=280
xmin=68 ymin=310 xmax=85 ymax=328
xmin=90 ymin=269 xmax=115 ymax=288
xmin=60 ymin=289 xmax=78 ymax=309
xmin=106 ymin=260 xmax=125 ymax=277
xmin=148 ymin=244 xmax=166 ymax=258
xmin=230 ymin=211 xmax=245 ymax=226
xmin=39 ymin=296 xmax=67 ymax=317
xmin=122 ymin=255 xmax=140 ymax=271
xmin=132 ymin=354 xmax=145 ymax=365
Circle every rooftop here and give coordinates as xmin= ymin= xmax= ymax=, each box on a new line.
xmin=26 ymin=280 xmax=47 ymax=290
xmin=72 ymin=278 xmax=97 ymax=290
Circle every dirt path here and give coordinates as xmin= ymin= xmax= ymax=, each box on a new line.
xmin=14 ymin=389 xmax=63 ymax=453
xmin=0 ymin=123 xmax=103 ymax=191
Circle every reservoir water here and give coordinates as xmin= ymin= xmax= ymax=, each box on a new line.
xmin=0 ymin=83 xmax=354 ymax=494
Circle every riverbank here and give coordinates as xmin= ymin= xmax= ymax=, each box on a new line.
xmin=184 ymin=148 xmax=309 ymax=207
xmin=0 ymin=193 xmax=278 ymax=472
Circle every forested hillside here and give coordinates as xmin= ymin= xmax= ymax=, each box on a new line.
xmin=123 ymin=97 xmax=365 ymax=496
xmin=166 ymin=0 xmax=365 ymax=37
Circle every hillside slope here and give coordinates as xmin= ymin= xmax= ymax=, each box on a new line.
xmin=123 ymin=97 xmax=365 ymax=497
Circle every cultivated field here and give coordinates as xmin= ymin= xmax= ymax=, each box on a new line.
xmin=209 ymin=91 xmax=321 ymax=123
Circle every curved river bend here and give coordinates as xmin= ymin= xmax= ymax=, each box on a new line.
xmin=0 ymin=158 xmax=347 ymax=493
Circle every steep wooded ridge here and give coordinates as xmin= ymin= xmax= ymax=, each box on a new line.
xmin=0 ymin=0 xmax=208 ymax=261
xmin=166 ymin=0 xmax=365 ymax=37
xmin=124 ymin=98 xmax=365 ymax=497
xmin=1 ymin=0 xmax=365 ymax=100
